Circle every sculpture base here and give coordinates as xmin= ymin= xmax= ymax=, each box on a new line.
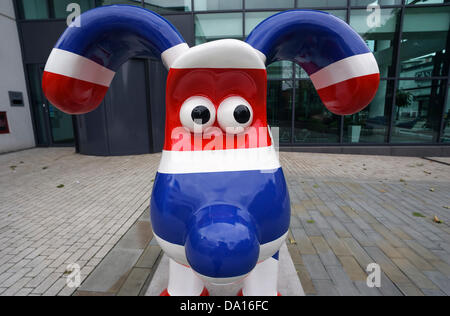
xmin=145 ymin=244 xmax=305 ymax=296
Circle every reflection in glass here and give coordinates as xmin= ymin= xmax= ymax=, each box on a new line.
xmin=406 ymin=0 xmax=447 ymax=5
xmin=268 ymin=61 xmax=294 ymax=80
xmin=195 ymin=13 xmax=243 ymax=45
xmin=18 ymin=0 xmax=49 ymax=19
xmin=391 ymin=80 xmax=446 ymax=143
xmin=245 ymin=11 xmax=279 ymax=36
xmin=194 ymin=0 xmax=242 ymax=11
xmin=298 ymin=0 xmax=347 ymax=7
xmin=343 ymin=80 xmax=394 ymax=143
xmin=246 ymin=0 xmax=294 ymax=9
xmin=267 ymin=81 xmax=293 ymax=144
xmin=400 ymin=7 xmax=450 ymax=78
xmin=144 ymin=0 xmax=191 ymax=13
xmin=48 ymin=105 xmax=75 ymax=144
xmin=294 ymin=81 xmax=340 ymax=144
xmin=441 ymin=86 xmax=450 ymax=143
xmin=351 ymin=0 xmax=401 ymax=6
xmin=350 ymin=8 xmax=400 ymax=78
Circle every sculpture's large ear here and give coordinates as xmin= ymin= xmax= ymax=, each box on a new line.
xmin=43 ymin=5 xmax=188 ymax=114
xmin=246 ymin=10 xmax=379 ymax=115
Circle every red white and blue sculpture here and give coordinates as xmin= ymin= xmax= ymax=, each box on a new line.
xmin=42 ymin=6 xmax=379 ymax=296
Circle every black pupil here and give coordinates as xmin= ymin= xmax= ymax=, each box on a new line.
xmin=234 ymin=105 xmax=251 ymax=124
xmin=191 ymin=106 xmax=211 ymax=125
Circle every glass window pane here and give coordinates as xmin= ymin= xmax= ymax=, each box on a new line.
xmin=195 ymin=13 xmax=243 ymax=45
xmin=391 ymin=80 xmax=446 ymax=143
xmin=268 ymin=61 xmax=294 ymax=80
xmin=267 ymin=80 xmax=293 ymax=144
xmin=53 ymin=0 xmax=97 ymax=19
xmin=294 ymin=81 xmax=340 ymax=143
xmin=246 ymin=0 xmax=294 ymax=10
xmin=26 ymin=65 xmax=49 ymax=145
xmin=400 ymin=6 xmax=450 ymax=78
xmin=144 ymin=0 xmax=192 ymax=13
xmin=350 ymin=8 xmax=400 ymax=78
xmin=18 ymin=0 xmax=49 ymax=20
xmin=99 ymin=0 xmax=142 ymax=7
xmin=245 ymin=11 xmax=279 ymax=36
xmin=343 ymin=80 xmax=394 ymax=143
xmin=351 ymin=0 xmax=402 ymax=6
xmin=298 ymin=0 xmax=347 ymax=8
xmin=441 ymin=86 xmax=450 ymax=143
xmin=406 ymin=0 xmax=447 ymax=5
xmin=99 ymin=0 xmax=142 ymax=6
xmin=194 ymin=0 xmax=242 ymax=11
xmin=323 ymin=10 xmax=347 ymax=21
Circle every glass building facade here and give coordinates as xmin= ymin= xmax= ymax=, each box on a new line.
xmin=16 ymin=0 xmax=450 ymax=149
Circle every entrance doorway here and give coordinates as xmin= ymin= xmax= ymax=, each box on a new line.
xmin=27 ymin=64 xmax=75 ymax=147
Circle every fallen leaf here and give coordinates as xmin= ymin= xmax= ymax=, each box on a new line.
xmin=443 ymin=206 xmax=450 ymax=210
xmin=433 ymin=216 xmax=443 ymax=224
xmin=430 ymin=188 xmax=435 ymax=192
xmin=412 ymin=212 xmax=426 ymax=218
xmin=289 ymin=238 xmax=297 ymax=245
xmin=307 ymin=220 xmax=316 ymax=224
xmin=10 ymin=166 xmax=17 ymax=171
xmin=424 ymin=171 xmax=432 ymax=175
xmin=57 ymin=184 xmax=65 ymax=189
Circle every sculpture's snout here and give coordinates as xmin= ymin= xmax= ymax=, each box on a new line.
xmin=185 ymin=205 xmax=260 ymax=285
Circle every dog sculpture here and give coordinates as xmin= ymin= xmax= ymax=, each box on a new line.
xmin=42 ymin=6 xmax=379 ymax=296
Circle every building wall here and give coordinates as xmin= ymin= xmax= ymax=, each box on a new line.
xmin=0 ymin=0 xmax=35 ymax=153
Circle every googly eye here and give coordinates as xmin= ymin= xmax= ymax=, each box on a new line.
xmin=179 ymin=96 xmax=216 ymax=132
xmin=217 ymin=96 xmax=254 ymax=134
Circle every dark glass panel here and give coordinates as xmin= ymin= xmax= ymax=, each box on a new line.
xmin=267 ymin=80 xmax=294 ymax=144
xmin=18 ymin=0 xmax=49 ymax=20
xmin=195 ymin=13 xmax=243 ymax=45
xmin=343 ymin=80 xmax=394 ymax=143
xmin=440 ymin=86 xmax=450 ymax=142
xmin=391 ymin=80 xmax=446 ymax=143
xmin=144 ymin=0 xmax=192 ymax=13
xmin=400 ymin=6 xmax=450 ymax=78
xmin=294 ymin=81 xmax=340 ymax=143
xmin=246 ymin=0 xmax=294 ymax=9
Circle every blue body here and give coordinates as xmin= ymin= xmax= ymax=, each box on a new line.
xmin=150 ymin=168 xmax=290 ymax=278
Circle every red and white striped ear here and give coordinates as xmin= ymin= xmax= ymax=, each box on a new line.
xmin=42 ymin=5 xmax=188 ymax=115
xmin=246 ymin=10 xmax=380 ymax=115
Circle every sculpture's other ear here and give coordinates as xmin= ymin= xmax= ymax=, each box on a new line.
xmin=42 ymin=5 xmax=188 ymax=115
xmin=246 ymin=10 xmax=379 ymax=115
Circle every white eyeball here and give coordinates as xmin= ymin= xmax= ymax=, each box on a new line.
xmin=217 ymin=96 xmax=254 ymax=134
xmin=179 ymin=96 xmax=216 ymax=132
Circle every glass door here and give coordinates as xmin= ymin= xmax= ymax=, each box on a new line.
xmin=27 ymin=64 xmax=75 ymax=146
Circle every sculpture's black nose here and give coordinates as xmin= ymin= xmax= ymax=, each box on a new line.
xmin=185 ymin=204 xmax=260 ymax=284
